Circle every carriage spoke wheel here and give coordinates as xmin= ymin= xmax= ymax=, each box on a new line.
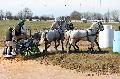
xmin=15 ymin=38 xmax=40 ymax=58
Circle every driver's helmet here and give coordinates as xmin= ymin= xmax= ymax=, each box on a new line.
xmin=8 ymin=27 xmax=13 ymax=31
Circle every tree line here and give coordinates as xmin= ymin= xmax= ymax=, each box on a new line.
xmin=0 ymin=8 xmax=54 ymax=21
xmin=70 ymin=10 xmax=120 ymax=22
xmin=0 ymin=7 xmax=120 ymax=22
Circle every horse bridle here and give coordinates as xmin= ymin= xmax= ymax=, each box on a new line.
xmin=97 ymin=21 xmax=103 ymax=32
xmin=85 ymin=22 xmax=103 ymax=41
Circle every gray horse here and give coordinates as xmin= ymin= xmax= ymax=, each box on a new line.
xmin=66 ymin=21 xmax=104 ymax=53
xmin=39 ymin=20 xmax=69 ymax=52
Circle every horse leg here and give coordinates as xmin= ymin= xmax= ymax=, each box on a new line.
xmin=66 ymin=39 xmax=69 ymax=49
xmin=67 ymin=43 xmax=72 ymax=53
xmin=57 ymin=40 xmax=60 ymax=48
xmin=88 ymin=42 xmax=94 ymax=52
xmin=75 ymin=40 xmax=79 ymax=51
xmin=67 ymin=38 xmax=72 ymax=53
xmin=61 ymin=39 xmax=64 ymax=51
xmin=72 ymin=43 xmax=77 ymax=51
xmin=44 ymin=41 xmax=48 ymax=52
xmin=44 ymin=41 xmax=51 ymax=52
xmin=47 ymin=43 xmax=51 ymax=49
xmin=54 ymin=40 xmax=58 ymax=50
xmin=67 ymin=38 xmax=76 ymax=53
xmin=95 ymin=40 xmax=101 ymax=51
xmin=71 ymin=39 xmax=79 ymax=52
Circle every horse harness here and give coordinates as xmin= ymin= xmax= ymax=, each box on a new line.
xmin=43 ymin=29 xmax=64 ymax=42
xmin=44 ymin=32 xmax=48 ymax=43
xmin=86 ymin=21 xmax=103 ymax=41
xmin=57 ymin=29 xmax=64 ymax=40
xmin=85 ymin=29 xmax=98 ymax=41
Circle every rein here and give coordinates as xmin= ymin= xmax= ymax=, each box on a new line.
xmin=86 ymin=29 xmax=99 ymax=41
xmin=57 ymin=29 xmax=62 ymax=40
xmin=86 ymin=29 xmax=99 ymax=36
xmin=44 ymin=32 xmax=48 ymax=42
xmin=70 ymin=29 xmax=99 ymax=41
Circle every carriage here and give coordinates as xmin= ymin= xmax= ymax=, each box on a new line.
xmin=3 ymin=28 xmax=40 ymax=58
xmin=2 ymin=19 xmax=104 ymax=58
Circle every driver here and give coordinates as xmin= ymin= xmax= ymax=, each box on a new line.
xmin=15 ymin=19 xmax=27 ymax=41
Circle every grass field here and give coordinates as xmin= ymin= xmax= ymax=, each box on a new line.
xmin=0 ymin=20 xmax=51 ymax=40
xmin=0 ymin=20 xmax=120 ymax=40
xmin=0 ymin=20 xmax=120 ymax=75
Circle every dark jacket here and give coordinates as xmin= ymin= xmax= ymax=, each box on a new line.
xmin=15 ymin=25 xmax=22 ymax=36
xmin=6 ymin=30 xmax=13 ymax=41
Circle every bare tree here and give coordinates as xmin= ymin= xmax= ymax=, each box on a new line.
xmin=32 ymin=16 xmax=39 ymax=19
xmin=0 ymin=10 xmax=4 ymax=20
xmin=23 ymin=8 xmax=33 ymax=19
xmin=18 ymin=10 xmax=23 ymax=19
xmin=93 ymin=13 xmax=103 ymax=20
xmin=83 ymin=12 xmax=93 ymax=20
xmin=40 ymin=15 xmax=53 ymax=21
xmin=5 ymin=11 xmax=12 ymax=20
xmin=18 ymin=7 xmax=33 ymax=20
xmin=13 ymin=16 xmax=19 ymax=20
xmin=111 ymin=10 xmax=120 ymax=22
xmin=70 ymin=11 xmax=81 ymax=20
xmin=104 ymin=10 xmax=110 ymax=22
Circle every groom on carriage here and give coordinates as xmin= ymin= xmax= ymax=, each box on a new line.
xmin=15 ymin=19 xmax=27 ymax=41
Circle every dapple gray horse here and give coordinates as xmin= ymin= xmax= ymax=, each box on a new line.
xmin=66 ymin=21 xmax=104 ymax=53
xmin=39 ymin=20 xmax=69 ymax=52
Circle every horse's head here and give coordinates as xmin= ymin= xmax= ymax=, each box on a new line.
xmin=65 ymin=22 xmax=74 ymax=30
xmin=97 ymin=21 xmax=104 ymax=31
xmin=59 ymin=20 xmax=69 ymax=31
xmin=90 ymin=21 xmax=104 ymax=32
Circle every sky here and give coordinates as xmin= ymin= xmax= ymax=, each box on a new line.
xmin=0 ymin=0 xmax=119 ymax=17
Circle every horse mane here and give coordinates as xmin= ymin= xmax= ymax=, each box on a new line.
xmin=89 ymin=22 xmax=97 ymax=29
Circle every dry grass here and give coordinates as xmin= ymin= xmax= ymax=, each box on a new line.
xmin=35 ymin=49 xmax=120 ymax=75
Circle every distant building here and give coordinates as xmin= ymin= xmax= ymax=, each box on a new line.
xmin=2 ymin=18 xmax=9 ymax=20
xmin=81 ymin=18 xmax=87 ymax=23
xmin=32 ymin=19 xmax=39 ymax=21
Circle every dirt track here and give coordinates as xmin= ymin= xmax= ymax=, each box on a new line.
xmin=0 ymin=43 xmax=120 ymax=79
xmin=0 ymin=58 xmax=120 ymax=79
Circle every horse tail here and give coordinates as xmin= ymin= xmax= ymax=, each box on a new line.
xmin=39 ymin=32 xmax=48 ymax=45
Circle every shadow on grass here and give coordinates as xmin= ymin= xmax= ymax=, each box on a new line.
xmin=24 ymin=49 xmax=110 ymax=60
xmin=73 ymin=50 xmax=109 ymax=54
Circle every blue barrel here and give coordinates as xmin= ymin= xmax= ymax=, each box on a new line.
xmin=113 ymin=31 xmax=120 ymax=52
xmin=114 ymin=31 xmax=120 ymax=41
xmin=113 ymin=40 xmax=120 ymax=52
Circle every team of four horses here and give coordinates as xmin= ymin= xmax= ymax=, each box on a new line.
xmin=37 ymin=20 xmax=104 ymax=53
xmin=4 ymin=20 xmax=104 ymax=57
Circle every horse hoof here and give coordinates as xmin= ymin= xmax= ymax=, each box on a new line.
xmin=75 ymin=49 xmax=79 ymax=52
xmin=62 ymin=49 xmax=64 ymax=52
xmin=43 ymin=50 xmax=47 ymax=53
xmin=55 ymin=49 xmax=58 ymax=51
xmin=99 ymin=50 xmax=102 ymax=52
xmin=67 ymin=51 xmax=70 ymax=53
